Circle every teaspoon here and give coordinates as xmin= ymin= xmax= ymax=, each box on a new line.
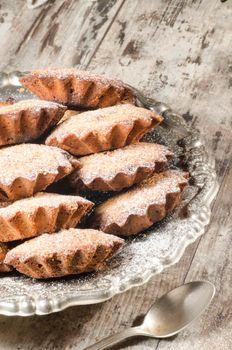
xmin=84 ymin=281 xmax=215 ymax=350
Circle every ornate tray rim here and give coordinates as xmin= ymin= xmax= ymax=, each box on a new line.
xmin=0 ymin=71 xmax=219 ymax=316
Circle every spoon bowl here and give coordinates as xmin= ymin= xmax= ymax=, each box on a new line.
xmin=141 ymin=281 xmax=215 ymax=338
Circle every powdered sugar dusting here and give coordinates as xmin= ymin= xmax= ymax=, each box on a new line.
xmin=0 ymin=144 xmax=74 ymax=185
xmin=0 ymin=79 xmax=218 ymax=313
xmin=26 ymin=68 xmax=133 ymax=91
xmin=0 ymin=99 xmax=65 ymax=114
xmin=75 ymin=142 xmax=172 ymax=183
xmin=0 ymin=192 xmax=91 ymax=217
xmin=94 ymin=170 xmax=187 ymax=228
xmin=47 ymin=104 xmax=161 ymax=139
xmin=5 ymin=229 xmax=124 ymax=279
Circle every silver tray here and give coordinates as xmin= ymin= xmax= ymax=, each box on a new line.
xmin=0 ymin=71 xmax=218 ymax=316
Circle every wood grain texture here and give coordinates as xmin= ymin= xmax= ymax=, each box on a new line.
xmin=0 ymin=0 xmax=125 ymax=70
xmin=157 ymin=157 xmax=232 ymax=349
xmin=0 ymin=0 xmax=231 ymax=349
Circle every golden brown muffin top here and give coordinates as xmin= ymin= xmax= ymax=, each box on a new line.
xmin=0 ymin=99 xmax=66 ymax=114
xmin=46 ymin=104 xmax=163 ymax=140
xmin=0 ymin=144 xmax=78 ymax=185
xmin=23 ymin=68 xmax=133 ymax=91
xmin=76 ymin=143 xmax=172 ymax=183
xmin=0 ymin=192 xmax=93 ymax=217
xmin=6 ymin=228 xmax=124 ymax=259
xmin=95 ymin=170 xmax=188 ymax=223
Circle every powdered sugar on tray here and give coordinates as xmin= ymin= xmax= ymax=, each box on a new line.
xmin=0 ymin=80 xmax=218 ymax=313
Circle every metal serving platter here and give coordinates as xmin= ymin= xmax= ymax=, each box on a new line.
xmin=0 ymin=71 xmax=218 ymax=316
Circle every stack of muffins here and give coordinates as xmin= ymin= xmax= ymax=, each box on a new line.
xmin=0 ymin=69 xmax=188 ymax=279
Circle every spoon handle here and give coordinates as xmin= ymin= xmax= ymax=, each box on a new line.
xmin=83 ymin=326 xmax=147 ymax=350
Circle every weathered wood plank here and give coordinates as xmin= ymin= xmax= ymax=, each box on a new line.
xmin=88 ymin=0 xmax=232 ymax=129
xmin=84 ymin=1 xmax=232 ymax=349
xmin=157 ymin=156 xmax=232 ymax=350
xmin=0 ymin=0 xmax=52 ymax=70
xmin=0 ymin=243 xmax=201 ymax=350
xmin=0 ymin=0 xmax=231 ymax=349
xmin=0 ymin=0 xmax=124 ymax=71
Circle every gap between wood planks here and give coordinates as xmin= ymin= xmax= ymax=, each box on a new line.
xmin=14 ymin=0 xmax=57 ymax=55
xmin=155 ymin=144 xmax=232 ymax=350
xmin=85 ymin=0 xmax=126 ymax=68
xmin=12 ymin=0 xmax=231 ymax=316
xmin=0 ymin=1 xmax=230 ymax=348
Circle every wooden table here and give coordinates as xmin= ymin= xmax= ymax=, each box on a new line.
xmin=0 ymin=1 xmax=231 ymax=349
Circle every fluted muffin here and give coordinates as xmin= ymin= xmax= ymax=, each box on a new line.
xmin=5 ymin=228 xmax=124 ymax=279
xmin=20 ymin=68 xmax=136 ymax=109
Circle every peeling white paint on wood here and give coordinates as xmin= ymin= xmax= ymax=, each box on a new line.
xmin=0 ymin=0 xmax=231 ymax=349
